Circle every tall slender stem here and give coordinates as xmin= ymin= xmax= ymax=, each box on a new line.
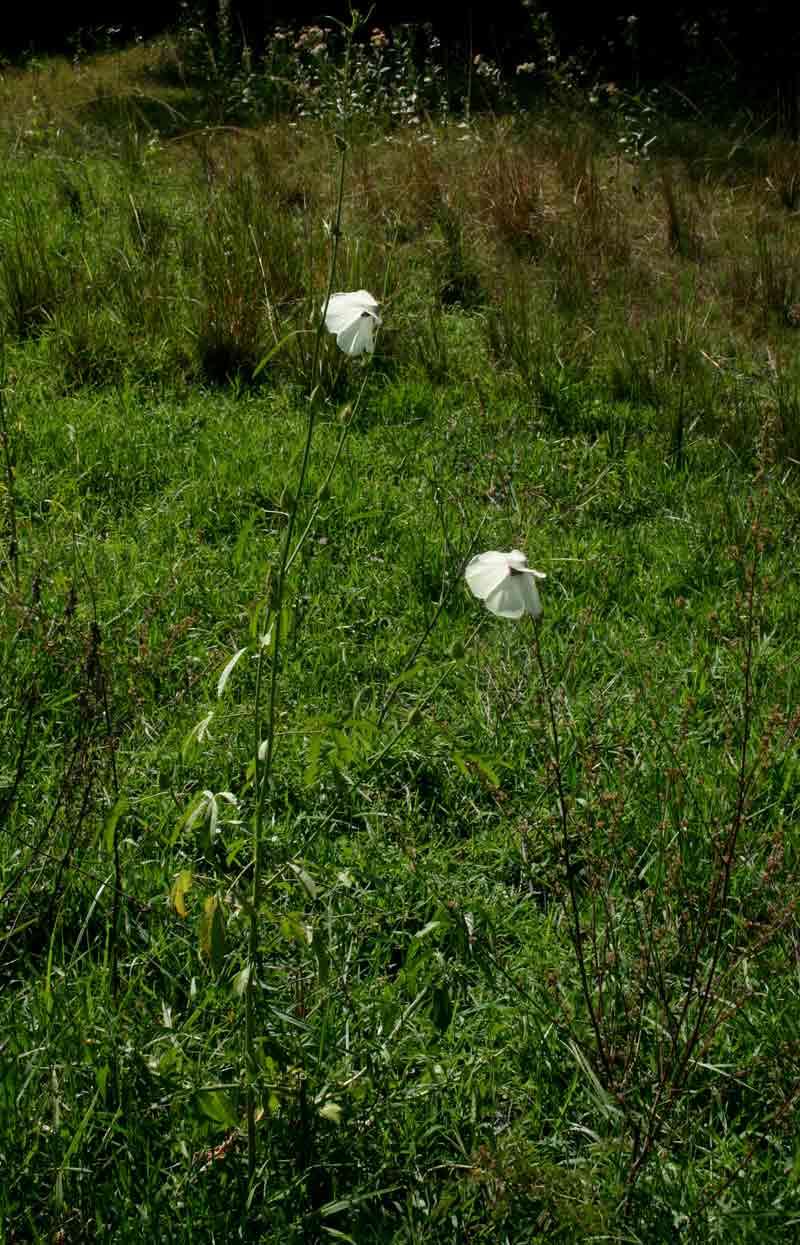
xmin=530 ymin=616 xmax=612 ymax=1082
xmin=0 ymin=370 xmax=20 ymax=593
xmin=244 ymin=111 xmax=350 ymax=1185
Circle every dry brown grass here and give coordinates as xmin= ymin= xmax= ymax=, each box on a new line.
xmin=2 ymin=42 xmax=800 ymax=404
xmin=0 ymin=44 xmax=186 ymax=142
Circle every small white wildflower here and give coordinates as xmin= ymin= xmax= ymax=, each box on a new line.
xmin=323 ymin=290 xmax=381 ymax=356
xmin=465 ymin=549 xmax=546 ymax=619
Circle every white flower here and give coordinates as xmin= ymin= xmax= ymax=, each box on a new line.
xmin=464 ymin=549 xmax=546 ymax=619
xmin=322 ymin=290 xmax=381 ymax=356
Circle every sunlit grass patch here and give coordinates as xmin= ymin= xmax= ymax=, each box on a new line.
xmin=1 ymin=29 xmax=800 ymax=1244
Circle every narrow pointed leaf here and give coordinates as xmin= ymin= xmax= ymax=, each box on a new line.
xmin=217 ymin=647 xmax=248 ymax=699
xmin=171 ymin=869 xmax=194 ymax=918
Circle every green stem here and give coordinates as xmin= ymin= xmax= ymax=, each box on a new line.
xmin=377 ymin=514 xmax=488 ymax=729
xmin=244 ymin=126 xmax=350 ymax=1186
xmin=0 ymin=368 xmax=20 ymax=593
xmin=285 ymin=371 xmax=369 ymax=575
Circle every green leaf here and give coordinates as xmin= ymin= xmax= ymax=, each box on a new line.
xmin=232 ymin=963 xmax=251 ymax=997
xmin=103 ymin=794 xmax=128 ymax=854
xmin=260 ymin=604 xmax=293 ymax=654
xmin=253 ymin=328 xmax=308 ymax=379
xmin=431 ymin=984 xmax=453 ymax=1033
xmin=217 ymin=647 xmax=248 ymax=698
xmin=182 ymin=711 xmax=214 ymax=762
xmin=387 ymin=657 xmax=433 ymax=689
xmin=200 ymin=895 xmax=226 ymax=974
xmin=171 ymin=869 xmax=193 ymax=918
xmin=318 ymin=1100 xmax=342 ymax=1124
xmin=233 ymin=515 xmax=257 ymax=571
xmin=170 ymin=791 xmax=209 ymax=846
xmin=319 ymin=1186 xmax=403 ymax=1217
xmin=288 ymin=861 xmax=318 ymax=900
xmin=304 ymin=726 xmax=324 ymax=787
xmin=280 ymin=914 xmax=311 ymax=945
xmin=195 ymin=1088 xmax=238 ymax=1128
xmin=466 ymin=752 xmax=501 ymax=787
xmin=451 ymin=749 xmax=501 ymax=788
xmin=313 ymin=939 xmax=330 ymax=986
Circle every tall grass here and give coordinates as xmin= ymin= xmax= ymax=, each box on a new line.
xmin=1 ymin=28 xmax=800 ymax=1243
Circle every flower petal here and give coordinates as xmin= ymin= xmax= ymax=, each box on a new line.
xmin=464 ymin=551 xmax=509 ymax=600
xmin=517 ymin=573 xmax=543 ymax=617
xmin=466 ymin=549 xmax=545 ymax=618
xmin=324 ymin=290 xmax=380 ymax=335
xmin=336 ymin=314 xmax=377 ymax=356
xmin=484 ymin=577 xmax=528 ymax=619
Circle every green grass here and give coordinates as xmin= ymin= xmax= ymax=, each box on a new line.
xmin=2 ymin=32 xmax=800 ymax=1245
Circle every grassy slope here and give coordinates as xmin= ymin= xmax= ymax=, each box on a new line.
xmin=1 ymin=38 xmax=800 ymax=1244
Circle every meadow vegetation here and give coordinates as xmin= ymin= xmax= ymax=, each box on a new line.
xmin=1 ymin=15 xmax=800 ymax=1241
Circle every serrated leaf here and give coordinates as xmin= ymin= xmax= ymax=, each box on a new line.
xmin=217 ymin=647 xmax=248 ymax=699
xmin=171 ymin=869 xmax=194 ymax=918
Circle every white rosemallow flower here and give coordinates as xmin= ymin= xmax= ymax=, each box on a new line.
xmin=465 ymin=549 xmax=546 ymax=619
xmin=322 ymin=290 xmax=381 ymax=356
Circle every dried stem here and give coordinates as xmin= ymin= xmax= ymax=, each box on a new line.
xmin=530 ymin=615 xmax=614 ymax=1085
